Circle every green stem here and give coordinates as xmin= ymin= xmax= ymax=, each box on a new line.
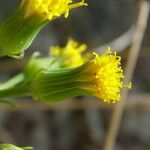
xmin=0 ymin=82 xmax=30 ymax=98
xmin=0 ymin=73 xmax=25 ymax=89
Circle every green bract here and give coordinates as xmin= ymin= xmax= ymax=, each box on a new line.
xmin=31 ymin=64 xmax=92 ymax=103
xmin=0 ymin=4 xmax=47 ymax=58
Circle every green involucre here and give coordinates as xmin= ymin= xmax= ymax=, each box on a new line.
xmin=31 ymin=64 xmax=93 ymax=103
xmin=0 ymin=3 xmax=48 ymax=58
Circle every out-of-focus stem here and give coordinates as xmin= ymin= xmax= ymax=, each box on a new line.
xmin=103 ymin=1 xmax=150 ymax=150
xmin=0 ymin=82 xmax=30 ymax=98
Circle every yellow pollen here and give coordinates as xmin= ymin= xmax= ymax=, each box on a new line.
xmin=86 ymin=48 xmax=130 ymax=104
xmin=24 ymin=0 xmax=87 ymax=20
xmin=50 ymin=38 xmax=88 ymax=68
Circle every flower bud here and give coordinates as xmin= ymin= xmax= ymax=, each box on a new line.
xmin=0 ymin=0 xmax=87 ymax=58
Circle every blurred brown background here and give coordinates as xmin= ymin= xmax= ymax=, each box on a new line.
xmin=0 ymin=0 xmax=150 ymax=150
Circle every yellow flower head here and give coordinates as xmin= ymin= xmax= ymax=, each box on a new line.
xmin=29 ymin=48 xmax=131 ymax=104
xmin=22 ymin=0 xmax=87 ymax=20
xmin=83 ymin=48 xmax=131 ymax=103
xmin=50 ymin=38 xmax=88 ymax=67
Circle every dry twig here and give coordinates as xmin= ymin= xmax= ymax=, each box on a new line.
xmin=103 ymin=1 xmax=150 ymax=150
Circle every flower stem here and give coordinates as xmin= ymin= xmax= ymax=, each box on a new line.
xmin=0 ymin=82 xmax=30 ymax=98
xmin=0 ymin=73 xmax=25 ymax=90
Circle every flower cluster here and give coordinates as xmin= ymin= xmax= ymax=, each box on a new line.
xmin=0 ymin=0 xmax=131 ymax=105
xmin=0 ymin=1 xmax=133 ymax=149
xmin=0 ymin=39 xmax=131 ymax=104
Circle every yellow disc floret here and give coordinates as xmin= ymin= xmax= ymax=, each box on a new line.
xmin=50 ymin=38 xmax=88 ymax=67
xmin=23 ymin=0 xmax=87 ymax=20
xmin=84 ymin=48 xmax=130 ymax=103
